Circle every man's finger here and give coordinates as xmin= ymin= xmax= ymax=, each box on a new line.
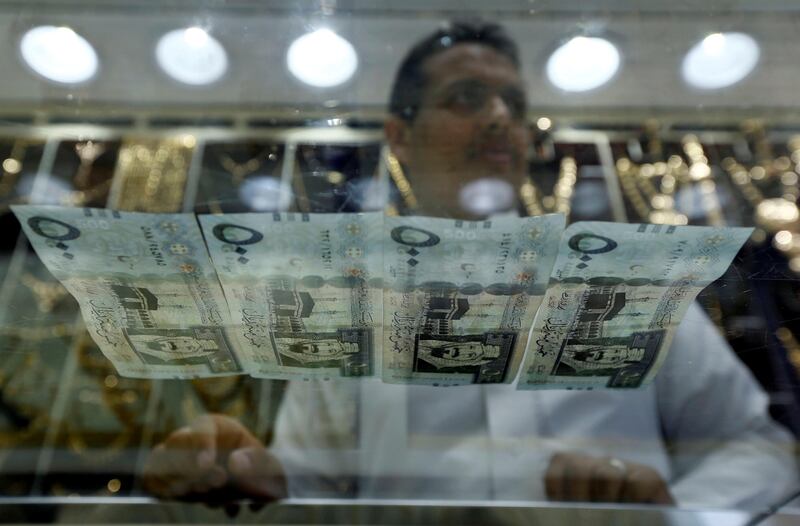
xmin=228 ymin=447 xmax=288 ymax=501
xmin=564 ymin=457 xmax=593 ymax=502
xmin=544 ymin=453 xmax=568 ymax=501
xmin=590 ymin=458 xmax=627 ymax=502
xmin=619 ymin=465 xmax=674 ymax=505
xmin=188 ymin=415 xmax=220 ymax=467
xmin=142 ymin=442 xmax=197 ymax=497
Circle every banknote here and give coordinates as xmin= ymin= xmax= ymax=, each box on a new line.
xmin=200 ymin=212 xmax=382 ymax=380
xmin=517 ymin=222 xmax=752 ymax=389
xmin=383 ymin=214 xmax=566 ymax=385
xmin=12 ymin=205 xmax=242 ymax=378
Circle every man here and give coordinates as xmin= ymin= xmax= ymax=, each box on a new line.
xmin=143 ymin=21 xmax=797 ymax=508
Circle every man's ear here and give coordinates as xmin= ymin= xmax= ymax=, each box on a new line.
xmin=384 ymin=116 xmax=413 ymax=165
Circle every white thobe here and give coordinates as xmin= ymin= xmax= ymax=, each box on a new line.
xmin=272 ymin=303 xmax=799 ymax=509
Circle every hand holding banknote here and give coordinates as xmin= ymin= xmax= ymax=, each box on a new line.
xmin=142 ymin=414 xmax=286 ymax=513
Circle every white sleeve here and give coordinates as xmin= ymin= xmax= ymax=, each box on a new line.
xmin=269 ymin=379 xmax=361 ymax=498
xmin=655 ymin=302 xmax=799 ymax=508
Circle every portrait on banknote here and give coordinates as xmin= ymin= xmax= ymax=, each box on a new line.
xmin=123 ymin=326 xmax=240 ymax=374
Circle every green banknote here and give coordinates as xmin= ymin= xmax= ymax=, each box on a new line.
xmin=517 ymin=222 xmax=752 ymax=390
xmin=383 ymin=214 xmax=565 ymax=386
xmin=200 ymin=212 xmax=382 ymax=380
xmin=12 ymin=205 xmax=242 ymax=378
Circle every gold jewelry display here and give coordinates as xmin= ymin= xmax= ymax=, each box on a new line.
xmin=73 ymin=140 xmax=107 ymax=187
xmin=615 ymin=156 xmax=689 ymax=226
xmin=721 ymin=126 xmax=800 ymax=274
xmin=109 ymin=136 xmax=195 ymax=212
xmin=386 ymin=149 xmax=577 ymax=219
xmin=60 ymin=140 xmax=115 ymax=207
xmin=20 ymin=272 xmax=69 ymax=313
xmin=63 ymin=336 xmax=149 ymax=465
xmin=613 ymin=132 xmax=731 ymax=226
xmin=218 ymin=146 xmax=278 ymax=185
xmin=0 ymin=330 xmax=71 ymax=449
xmin=386 ymin=151 xmax=418 ymax=213
xmin=520 ymin=156 xmax=577 ymax=220
xmin=681 ymin=135 xmax=725 ymax=226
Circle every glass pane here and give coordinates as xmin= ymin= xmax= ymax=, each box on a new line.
xmin=0 ymin=2 xmax=798 ymax=524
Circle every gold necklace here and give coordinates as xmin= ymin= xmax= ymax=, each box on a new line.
xmin=721 ymin=135 xmax=800 ymax=273
xmin=386 ymin=151 xmax=418 ymax=213
xmin=682 ymin=135 xmax=725 ymax=226
xmin=73 ymin=140 xmax=107 ymax=188
xmin=217 ymin=147 xmax=276 ymax=185
xmin=386 ymin=150 xmax=575 ymax=219
xmin=520 ymin=156 xmax=577 ymax=219
xmin=190 ymin=377 xmax=249 ymax=418
xmin=60 ymin=140 xmax=114 ymax=207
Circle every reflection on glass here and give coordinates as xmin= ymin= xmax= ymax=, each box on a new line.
xmin=286 ymin=28 xmax=358 ymax=88
xmin=682 ymin=32 xmax=759 ymax=89
xmin=155 ymin=27 xmax=228 ymax=86
xmin=546 ymin=36 xmax=620 ymax=92
xmin=19 ymin=26 xmax=99 ymax=84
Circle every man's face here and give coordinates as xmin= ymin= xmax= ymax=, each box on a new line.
xmin=387 ymin=43 xmax=530 ymax=218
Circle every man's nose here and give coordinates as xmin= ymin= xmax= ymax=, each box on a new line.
xmin=484 ymin=94 xmax=512 ymax=129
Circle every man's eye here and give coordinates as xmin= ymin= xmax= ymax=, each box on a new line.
xmin=446 ymin=86 xmax=487 ymax=110
xmin=502 ymin=90 xmax=527 ymax=119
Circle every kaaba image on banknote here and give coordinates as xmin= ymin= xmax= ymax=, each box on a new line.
xmin=411 ymin=295 xmax=517 ymax=383
xmin=267 ymin=285 xmax=373 ymax=377
xmin=549 ymin=285 xmax=664 ymax=388
xmin=123 ymin=326 xmax=241 ymax=374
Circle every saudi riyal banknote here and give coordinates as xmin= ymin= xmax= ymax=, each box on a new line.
xmin=518 ymin=222 xmax=752 ymax=390
xmin=12 ymin=205 xmax=242 ymax=378
xmin=383 ymin=214 xmax=566 ymax=386
xmin=200 ymin=212 xmax=382 ymax=380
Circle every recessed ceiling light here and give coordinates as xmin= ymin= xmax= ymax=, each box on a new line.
xmin=156 ymin=27 xmax=228 ymax=86
xmin=682 ymin=32 xmax=759 ymax=90
xmin=20 ymin=25 xmax=99 ymax=84
xmin=286 ymin=28 xmax=358 ymax=88
xmin=546 ymin=36 xmax=620 ymax=92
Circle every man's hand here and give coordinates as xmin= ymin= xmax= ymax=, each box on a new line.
xmin=142 ymin=414 xmax=287 ymax=507
xmin=545 ymin=452 xmax=675 ymax=505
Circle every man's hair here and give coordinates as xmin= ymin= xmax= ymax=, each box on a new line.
xmin=388 ymin=20 xmax=520 ymax=122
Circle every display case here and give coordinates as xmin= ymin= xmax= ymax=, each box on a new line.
xmin=0 ymin=1 xmax=798 ymax=524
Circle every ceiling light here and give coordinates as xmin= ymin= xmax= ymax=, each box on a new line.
xmin=239 ymin=176 xmax=288 ymax=212
xmin=286 ymin=28 xmax=358 ymax=88
xmin=20 ymin=25 xmax=99 ymax=84
xmin=546 ymin=36 xmax=620 ymax=92
xmin=156 ymin=27 xmax=228 ymax=86
xmin=682 ymin=32 xmax=759 ymax=90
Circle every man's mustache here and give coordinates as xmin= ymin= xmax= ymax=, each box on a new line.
xmin=465 ymin=130 xmax=523 ymax=163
